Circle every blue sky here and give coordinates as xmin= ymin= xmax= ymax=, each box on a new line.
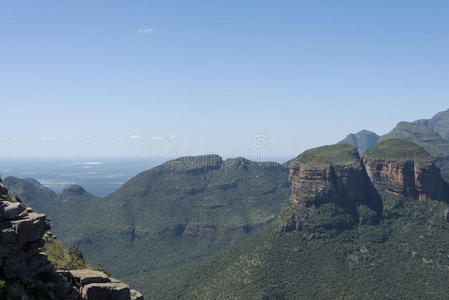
xmin=1 ymin=0 xmax=448 ymax=158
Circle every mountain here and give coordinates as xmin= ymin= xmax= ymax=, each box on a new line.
xmin=161 ymin=140 xmax=449 ymax=299
xmin=381 ymin=121 xmax=449 ymax=169
xmin=4 ymin=155 xmax=290 ymax=297
xmin=337 ymin=109 xmax=449 ymax=170
xmin=337 ymin=130 xmax=380 ymax=154
xmin=0 ymin=178 xmax=143 ymax=299
xmin=414 ymin=108 xmax=449 ymax=140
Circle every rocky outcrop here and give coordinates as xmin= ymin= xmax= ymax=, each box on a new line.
xmin=0 ymin=180 xmax=80 ymax=299
xmin=58 ymin=269 xmax=143 ymax=300
xmin=363 ymin=139 xmax=449 ymax=201
xmin=0 ymin=178 xmax=143 ymax=300
xmin=280 ymin=144 xmax=382 ymax=236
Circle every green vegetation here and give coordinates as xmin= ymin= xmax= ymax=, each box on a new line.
xmin=414 ymin=109 xmax=449 ymax=141
xmin=381 ymin=122 xmax=449 ymax=168
xmin=4 ymin=156 xmax=290 ymax=297
xmin=290 ymin=144 xmax=360 ymax=168
xmin=364 ymin=138 xmax=434 ymax=161
xmin=153 ymin=193 xmax=449 ymax=299
xmin=43 ymin=235 xmax=86 ymax=270
xmin=338 ymin=130 xmax=380 ymax=154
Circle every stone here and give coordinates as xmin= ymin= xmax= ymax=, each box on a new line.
xmin=64 ymin=269 xmax=111 ymax=286
xmin=81 ymin=282 xmax=131 ymax=300
xmin=131 ymin=289 xmax=144 ymax=300
xmin=11 ymin=212 xmax=47 ymax=243
xmin=0 ymin=201 xmax=24 ymax=221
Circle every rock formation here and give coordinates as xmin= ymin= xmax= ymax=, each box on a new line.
xmin=0 ymin=178 xmax=143 ymax=300
xmin=363 ymin=139 xmax=449 ymax=201
xmin=280 ymin=144 xmax=382 ymax=236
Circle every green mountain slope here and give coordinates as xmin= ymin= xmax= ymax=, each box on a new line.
xmin=337 ymin=130 xmax=380 ymax=154
xmin=381 ymin=122 xmax=449 ymax=169
xmin=414 ymin=108 xmax=449 ymax=140
xmin=160 ymin=143 xmax=449 ymax=299
xmin=4 ymin=155 xmax=290 ymax=297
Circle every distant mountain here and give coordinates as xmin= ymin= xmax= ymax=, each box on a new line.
xmin=163 ymin=140 xmax=449 ymax=299
xmin=337 ymin=130 xmax=380 ymax=154
xmin=414 ymin=108 xmax=449 ymax=140
xmin=381 ymin=121 xmax=449 ymax=169
xmin=337 ymin=109 xmax=449 ymax=170
xmin=4 ymin=155 xmax=290 ymax=297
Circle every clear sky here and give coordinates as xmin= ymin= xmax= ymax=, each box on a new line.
xmin=1 ymin=0 xmax=448 ymax=159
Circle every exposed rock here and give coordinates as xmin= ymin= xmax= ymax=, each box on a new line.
xmin=81 ymin=282 xmax=130 ymax=300
xmin=130 ymin=289 xmax=144 ymax=300
xmin=0 ymin=200 xmax=25 ymax=221
xmin=0 ymin=177 xmax=143 ymax=300
xmin=63 ymin=269 xmax=111 ymax=286
xmin=280 ymin=144 xmax=382 ymax=236
xmin=363 ymin=139 xmax=449 ymax=201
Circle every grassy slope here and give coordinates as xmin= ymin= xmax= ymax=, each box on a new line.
xmin=290 ymin=144 xmax=360 ymax=168
xmin=4 ymin=156 xmax=290 ymax=297
xmin=162 ymin=194 xmax=449 ymax=299
xmin=364 ymin=138 xmax=434 ymax=161
xmin=381 ymin=122 xmax=449 ymax=168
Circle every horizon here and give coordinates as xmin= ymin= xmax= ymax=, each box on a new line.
xmin=2 ymin=1 xmax=449 ymax=157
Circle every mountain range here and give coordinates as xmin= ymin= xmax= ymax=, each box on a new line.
xmin=3 ymin=108 xmax=449 ymax=298
xmin=338 ymin=109 xmax=449 ymax=169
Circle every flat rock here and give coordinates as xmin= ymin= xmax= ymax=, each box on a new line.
xmin=130 ymin=289 xmax=144 ymax=300
xmin=0 ymin=201 xmax=24 ymax=221
xmin=81 ymin=282 xmax=130 ymax=300
xmin=65 ymin=269 xmax=111 ymax=286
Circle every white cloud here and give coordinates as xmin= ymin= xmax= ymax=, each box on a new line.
xmin=151 ymin=136 xmax=163 ymax=140
xmin=12 ymin=137 xmax=20 ymax=141
xmin=169 ymin=134 xmax=177 ymax=139
xmin=131 ymin=135 xmax=142 ymax=140
xmin=138 ymin=27 xmax=153 ymax=35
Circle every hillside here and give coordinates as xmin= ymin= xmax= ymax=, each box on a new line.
xmin=380 ymin=122 xmax=449 ymax=170
xmin=337 ymin=130 xmax=380 ymax=154
xmin=4 ymin=155 xmax=290 ymax=297
xmin=414 ymin=108 xmax=449 ymax=140
xmin=336 ymin=109 xmax=449 ymax=170
xmin=158 ymin=142 xmax=449 ymax=299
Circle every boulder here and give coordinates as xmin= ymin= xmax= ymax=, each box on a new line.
xmin=81 ymin=282 xmax=131 ymax=300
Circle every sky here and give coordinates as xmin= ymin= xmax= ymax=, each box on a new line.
xmin=0 ymin=0 xmax=448 ymax=159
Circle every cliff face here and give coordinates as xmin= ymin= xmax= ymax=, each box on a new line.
xmin=0 ymin=179 xmax=143 ymax=300
xmin=363 ymin=159 xmax=446 ymax=200
xmin=363 ymin=139 xmax=449 ymax=201
xmin=280 ymin=144 xmax=382 ymax=236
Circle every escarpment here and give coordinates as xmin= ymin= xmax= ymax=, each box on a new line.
xmin=280 ymin=139 xmax=449 ymax=238
xmin=363 ymin=139 xmax=449 ymax=201
xmin=280 ymin=144 xmax=382 ymax=236
xmin=0 ymin=178 xmax=143 ymax=300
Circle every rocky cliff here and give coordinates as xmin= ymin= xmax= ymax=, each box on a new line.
xmin=363 ymin=139 xmax=449 ymax=201
xmin=0 ymin=178 xmax=143 ymax=300
xmin=280 ymin=144 xmax=382 ymax=236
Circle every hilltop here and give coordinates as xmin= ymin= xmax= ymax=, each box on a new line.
xmin=4 ymin=155 xmax=290 ymax=297
xmin=337 ymin=130 xmax=380 ymax=154
xmin=158 ymin=141 xmax=449 ymax=299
